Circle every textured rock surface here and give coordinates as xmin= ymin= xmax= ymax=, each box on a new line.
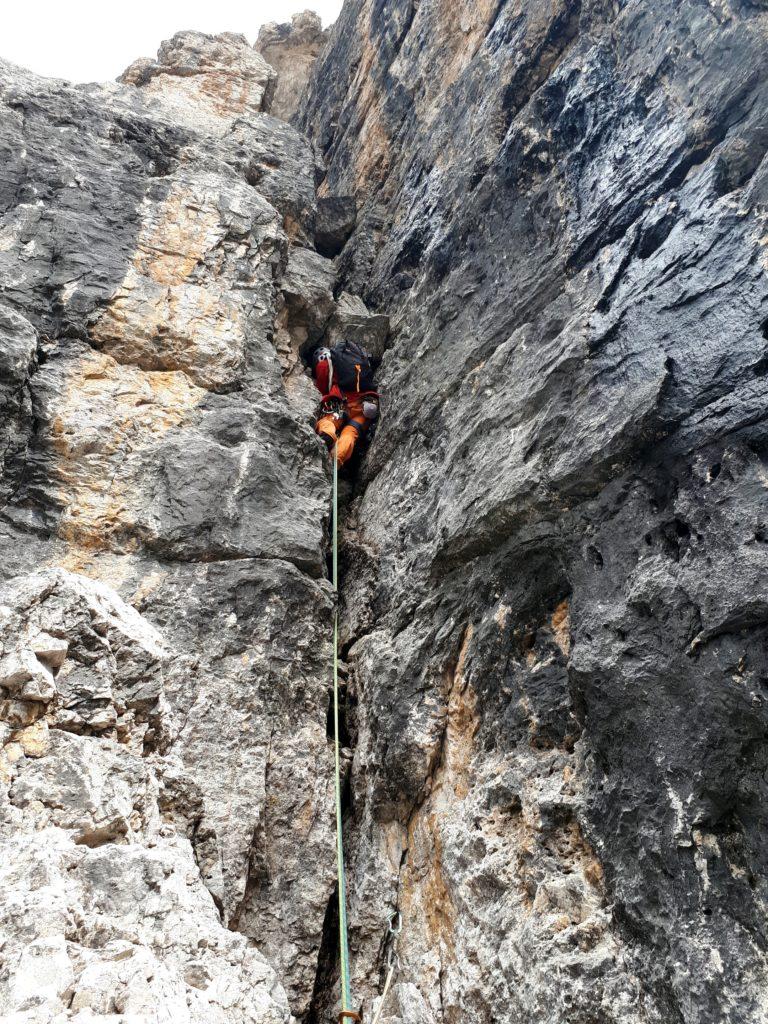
xmin=301 ymin=2 xmax=768 ymax=1023
xmin=326 ymin=291 xmax=389 ymax=358
xmin=315 ymin=196 xmax=357 ymax=258
xmin=120 ymin=32 xmax=276 ymax=134
xmin=3 ymin=4 xmax=768 ymax=1024
xmin=257 ymin=11 xmax=331 ymax=123
xmin=0 ymin=569 xmax=290 ymax=1024
xmin=0 ymin=32 xmax=350 ymax=1022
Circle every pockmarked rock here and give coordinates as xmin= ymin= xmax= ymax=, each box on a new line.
xmin=0 ymin=569 xmax=292 ymax=1024
xmin=0 ymin=27 xmax=349 ymax=1023
xmin=301 ymin=1 xmax=768 ymax=1022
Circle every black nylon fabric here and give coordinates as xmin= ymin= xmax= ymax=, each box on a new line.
xmin=330 ymin=341 xmax=375 ymax=391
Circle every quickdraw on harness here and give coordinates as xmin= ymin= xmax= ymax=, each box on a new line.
xmin=322 ymin=395 xmax=346 ymax=422
xmin=322 ymin=394 xmax=379 ymax=440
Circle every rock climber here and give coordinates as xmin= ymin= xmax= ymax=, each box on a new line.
xmin=312 ymin=340 xmax=379 ymax=466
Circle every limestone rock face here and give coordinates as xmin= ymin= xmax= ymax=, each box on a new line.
xmin=315 ymin=196 xmax=357 ymax=258
xmin=301 ymin=2 xmax=768 ymax=1023
xmin=120 ymin=31 xmax=277 ymax=134
xmin=257 ymin=11 xmax=330 ymax=123
xmin=326 ymin=292 xmax=389 ymax=359
xmin=0 ymin=29 xmax=358 ymax=1022
xmin=0 ymin=569 xmax=290 ymax=1024
xmin=3 ymin=5 xmax=768 ymax=1024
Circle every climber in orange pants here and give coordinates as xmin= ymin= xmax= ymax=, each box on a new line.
xmin=313 ymin=343 xmax=379 ymax=466
xmin=316 ymin=393 xmax=374 ymax=465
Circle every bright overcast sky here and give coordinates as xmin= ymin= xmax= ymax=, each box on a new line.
xmin=3 ymin=1 xmax=344 ymax=84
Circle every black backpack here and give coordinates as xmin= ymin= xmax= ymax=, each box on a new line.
xmin=331 ymin=341 xmax=375 ymax=392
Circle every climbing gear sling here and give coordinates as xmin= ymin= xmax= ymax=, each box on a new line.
xmin=369 ymin=913 xmax=401 ymax=1024
xmin=322 ymin=396 xmax=346 ymax=422
xmin=332 ymin=451 xmax=356 ymax=1022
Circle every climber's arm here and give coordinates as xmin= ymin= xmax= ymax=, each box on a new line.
xmin=312 ymin=348 xmax=332 ymax=394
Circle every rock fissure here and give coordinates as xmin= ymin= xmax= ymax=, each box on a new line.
xmin=2 ymin=4 xmax=768 ymax=1023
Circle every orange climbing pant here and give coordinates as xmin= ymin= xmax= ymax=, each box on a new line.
xmin=316 ymin=395 xmax=371 ymax=466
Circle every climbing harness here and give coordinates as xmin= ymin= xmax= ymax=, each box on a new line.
xmin=370 ymin=914 xmax=401 ymax=1024
xmin=331 ymin=451 xmax=401 ymax=1024
xmin=332 ymin=451 xmax=355 ymax=1022
xmin=322 ymin=395 xmax=344 ymax=416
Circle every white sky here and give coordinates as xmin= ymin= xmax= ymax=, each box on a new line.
xmin=3 ymin=1 xmax=344 ymax=84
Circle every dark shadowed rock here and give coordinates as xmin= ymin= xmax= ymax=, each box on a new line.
xmin=301 ymin=2 xmax=768 ymax=1022
xmin=315 ymin=194 xmax=357 ymax=256
xmin=0 ymin=306 xmax=36 ymax=507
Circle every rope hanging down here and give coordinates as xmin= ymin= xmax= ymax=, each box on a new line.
xmin=332 ymin=452 xmax=356 ymax=1022
xmin=331 ymin=455 xmax=400 ymax=1024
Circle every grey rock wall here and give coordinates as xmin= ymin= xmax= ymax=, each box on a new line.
xmin=301 ymin=2 xmax=768 ymax=1023
xmin=1 ymin=569 xmax=290 ymax=1023
xmin=2 ymin=4 xmax=767 ymax=1024
xmin=0 ymin=31 xmax=380 ymax=1022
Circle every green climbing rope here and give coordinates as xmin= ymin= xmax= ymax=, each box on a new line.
xmin=332 ymin=451 xmax=353 ymax=1014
